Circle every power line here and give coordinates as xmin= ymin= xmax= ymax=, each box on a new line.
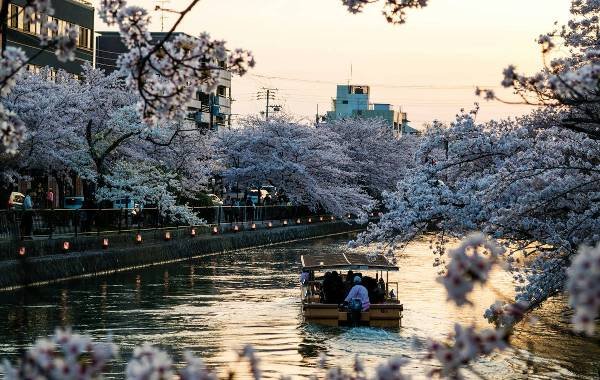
xmin=250 ymin=73 xmax=502 ymax=90
xmin=256 ymin=87 xmax=280 ymax=121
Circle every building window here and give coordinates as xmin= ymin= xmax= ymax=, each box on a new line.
xmin=342 ymin=100 xmax=348 ymax=104
xmin=26 ymin=64 xmax=41 ymax=74
xmin=8 ymin=4 xmax=19 ymax=28
xmin=77 ymin=27 xmax=92 ymax=49
xmin=216 ymin=85 xmax=229 ymax=97
xmin=8 ymin=8 xmax=93 ymax=51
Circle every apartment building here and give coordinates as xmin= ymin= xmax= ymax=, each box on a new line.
xmin=96 ymin=31 xmax=232 ymax=131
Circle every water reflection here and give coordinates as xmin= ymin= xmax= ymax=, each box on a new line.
xmin=0 ymin=236 xmax=597 ymax=379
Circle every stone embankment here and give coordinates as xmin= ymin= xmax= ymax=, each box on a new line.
xmin=0 ymin=221 xmax=364 ymax=290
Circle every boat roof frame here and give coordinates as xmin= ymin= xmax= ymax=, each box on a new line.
xmin=301 ymin=252 xmax=399 ymax=272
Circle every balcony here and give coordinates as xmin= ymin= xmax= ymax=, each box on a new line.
xmin=71 ymin=0 xmax=94 ymax=7
xmin=187 ymin=99 xmax=202 ymax=110
xmin=215 ymin=96 xmax=231 ymax=110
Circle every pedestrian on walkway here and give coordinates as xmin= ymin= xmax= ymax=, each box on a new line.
xmin=46 ymin=188 xmax=54 ymax=209
xmin=245 ymin=197 xmax=255 ymax=222
xmin=21 ymin=190 xmax=34 ymax=240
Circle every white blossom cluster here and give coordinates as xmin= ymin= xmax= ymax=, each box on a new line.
xmin=341 ymin=0 xmax=428 ymax=24
xmin=482 ymin=300 xmax=529 ymax=328
xmin=566 ymin=242 xmax=600 ymax=335
xmin=98 ymin=0 xmax=255 ymax=125
xmin=0 ymin=327 xmax=117 ymax=380
xmin=127 ymin=346 xmax=236 ymax=380
xmin=438 ymin=233 xmax=503 ymax=306
xmin=426 ymin=324 xmax=507 ymax=379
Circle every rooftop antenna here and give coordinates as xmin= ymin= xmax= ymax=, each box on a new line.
xmin=155 ymin=0 xmax=171 ymax=32
xmin=348 ymin=63 xmax=353 ymax=85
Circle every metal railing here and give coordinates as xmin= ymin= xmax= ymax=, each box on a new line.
xmin=0 ymin=205 xmax=328 ymax=241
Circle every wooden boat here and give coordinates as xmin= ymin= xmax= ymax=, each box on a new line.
xmin=300 ymin=251 xmax=403 ymax=328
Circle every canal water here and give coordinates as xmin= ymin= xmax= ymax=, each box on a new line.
xmin=0 ymin=235 xmax=597 ymax=379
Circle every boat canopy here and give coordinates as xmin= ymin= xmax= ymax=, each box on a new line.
xmin=301 ymin=252 xmax=399 ymax=271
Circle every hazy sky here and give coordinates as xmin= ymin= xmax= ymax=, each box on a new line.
xmin=94 ymin=0 xmax=571 ymax=128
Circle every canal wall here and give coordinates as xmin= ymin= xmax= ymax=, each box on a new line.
xmin=0 ymin=221 xmax=364 ymax=290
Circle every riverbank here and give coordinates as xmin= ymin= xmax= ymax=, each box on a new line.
xmin=0 ymin=220 xmax=364 ymax=291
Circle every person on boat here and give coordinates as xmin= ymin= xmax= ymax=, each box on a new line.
xmin=322 ymin=271 xmax=333 ymax=303
xmin=344 ymin=275 xmax=370 ymax=311
xmin=331 ymin=271 xmax=345 ymax=304
xmin=300 ymin=270 xmax=310 ymax=285
xmin=344 ymin=270 xmax=354 ymax=296
xmin=374 ymin=277 xmax=386 ymax=303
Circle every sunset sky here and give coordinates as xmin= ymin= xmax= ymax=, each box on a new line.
xmin=94 ymin=0 xmax=571 ymax=128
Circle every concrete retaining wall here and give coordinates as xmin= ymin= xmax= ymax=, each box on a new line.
xmin=0 ymin=221 xmax=363 ymax=290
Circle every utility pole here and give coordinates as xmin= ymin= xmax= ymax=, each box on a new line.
xmin=257 ymin=88 xmax=278 ymax=121
xmin=155 ymin=0 xmax=171 ymax=32
xmin=316 ymin=104 xmax=319 ymax=125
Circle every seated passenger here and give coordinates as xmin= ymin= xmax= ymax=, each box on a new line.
xmin=322 ymin=271 xmax=334 ymax=303
xmin=331 ymin=271 xmax=345 ymax=304
xmin=344 ymin=270 xmax=354 ymax=295
xmin=344 ymin=276 xmax=370 ymax=311
xmin=361 ymin=276 xmax=378 ymax=304
xmin=300 ymin=270 xmax=310 ymax=285
xmin=374 ymin=278 xmax=386 ymax=303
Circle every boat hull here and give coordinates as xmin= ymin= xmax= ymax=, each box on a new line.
xmin=303 ymin=303 xmax=403 ymax=328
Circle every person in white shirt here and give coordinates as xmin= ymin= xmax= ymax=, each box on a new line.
xmin=344 ymin=275 xmax=370 ymax=311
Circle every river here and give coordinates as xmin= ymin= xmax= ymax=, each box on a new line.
xmin=0 ymin=235 xmax=597 ymax=379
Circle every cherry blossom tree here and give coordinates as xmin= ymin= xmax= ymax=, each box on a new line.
xmin=217 ymin=116 xmax=375 ymax=218
xmin=355 ymin=0 xmax=600 ymax=325
xmin=356 ymin=107 xmax=600 ymax=314
xmin=322 ymin=117 xmax=419 ymax=200
xmin=1 ymin=67 xmax=215 ymax=223
xmin=0 ymin=68 xmax=84 ymax=189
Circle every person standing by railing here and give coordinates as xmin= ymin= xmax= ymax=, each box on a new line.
xmin=223 ymin=196 xmax=232 ymax=223
xmin=20 ymin=190 xmax=33 ymax=240
xmin=245 ymin=197 xmax=255 ymax=222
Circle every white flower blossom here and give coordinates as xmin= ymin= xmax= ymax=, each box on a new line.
xmin=126 ymin=344 xmax=175 ymax=380
xmin=439 ymin=233 xmax=503 ymax=306
xmin=55 ymin=26 xmax=79 ymax=62
xmin=566 ymin=242 xmax=600 ymax=335
xmin=0 ymin=327 xmax=117 ymax=380
xmin=426 ymin=324 xmax=507 ymax=379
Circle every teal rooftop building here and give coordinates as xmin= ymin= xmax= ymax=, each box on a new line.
xmin=325 ymin=85 xmax=418 ymax=137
